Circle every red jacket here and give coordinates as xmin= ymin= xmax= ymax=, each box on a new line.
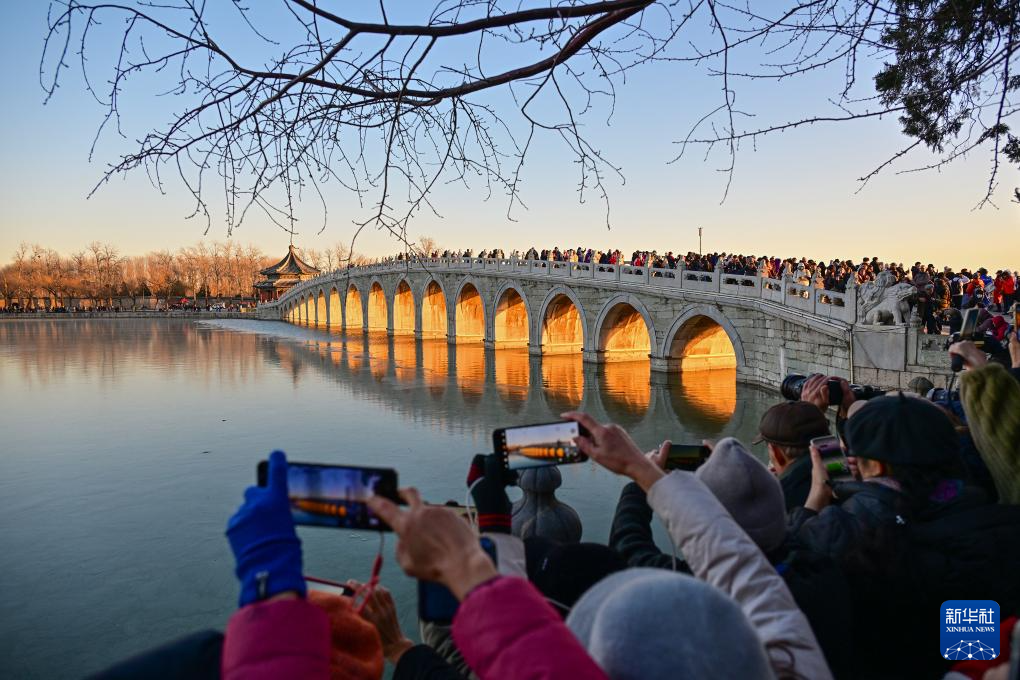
xmin=222 ymin=598 xmax=331 ymax=680
xmin=453 ymin=576 xmax=608 ymax=680
xmin=222 ymin=577 xmax=605 ymax=680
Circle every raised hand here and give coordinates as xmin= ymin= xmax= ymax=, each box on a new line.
xmin=226 ymin=450 xmax=305 ymax=607
xmin=466 ymin=453 xmax=514 ymax=533
xmin=353 ymin=582 xmax=414 ymax=665
xmin=368 ymin=488 xmax=497 ymax=601
xmin=561 ymin=411 xmax=666 ymax=492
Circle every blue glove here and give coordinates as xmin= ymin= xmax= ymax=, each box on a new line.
xmin=226 ymin=450 xmax=305 ymax=607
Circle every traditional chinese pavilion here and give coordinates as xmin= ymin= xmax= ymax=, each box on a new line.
xmin=254 ymin=245 xmax=320 ymax=302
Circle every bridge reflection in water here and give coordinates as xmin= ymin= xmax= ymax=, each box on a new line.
xmin=0 ymin=318 xmax=782 ymax=680
xmin=247 ymin=321 xmax=766 ymax=448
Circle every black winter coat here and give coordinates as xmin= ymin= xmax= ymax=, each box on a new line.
xmin=780 ymin=455 xmax=813 ymax=511
xmin=791 ymin=480 xmax=1019 ymax=679
xmin=394 ymin=645 xmax=466 ymax=680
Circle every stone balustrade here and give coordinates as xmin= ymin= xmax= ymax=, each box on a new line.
xmin=274 ymin=257 xmax=858 ymax=325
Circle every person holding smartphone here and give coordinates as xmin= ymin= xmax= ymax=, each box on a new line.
xmin=951 ymin=337 xmax=1020 ymax=504
xmin=561 ymin=411 xmax=832 ymax=680
xmin=221 ymin=451 xmax=385 ymax=680
xmin=367 ymin=491 xmax=608 ymax=680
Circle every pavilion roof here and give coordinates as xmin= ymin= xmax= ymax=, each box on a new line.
xmin=260 ymin=245 xmax=320 ymax=276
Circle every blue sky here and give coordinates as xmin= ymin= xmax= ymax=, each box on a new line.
xmin=1 ymin=2 xmax=1017 ymax=270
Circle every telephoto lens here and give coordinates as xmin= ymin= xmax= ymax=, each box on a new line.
xmin=780 ymin=374 xmax=885 ymax=406
xmin=780 ymin=374 xmax=810 ymax=401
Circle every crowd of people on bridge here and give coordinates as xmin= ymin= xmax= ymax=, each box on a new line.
xmin=90 ymin=326 xmax=1020 ymax=680
xmin=392 ymin=246 xmax=1018 ymax=335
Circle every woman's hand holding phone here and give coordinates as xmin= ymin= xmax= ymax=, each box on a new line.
xmin=226 ymin=450 xmax=305 ymax=607
xmin=805 ymin=445 xmax=835 ymax=513
xmin=645 ymin=440 xmax=671 ymax=470
xmin=354 ymin=583 xmax=415 ymax=664
xmin=561 ymin=411 xmax=665 ymax=492
xmin=368 ymin=488 xmax=498 ymax=602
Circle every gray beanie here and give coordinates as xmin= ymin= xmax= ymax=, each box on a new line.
xmin=566 ymin=568 xmax=773 ymax=680
xmin=695 ymin=437 xmax=786 ymax=554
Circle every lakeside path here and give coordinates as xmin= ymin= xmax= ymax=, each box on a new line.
xmin=0 ymin=311 xmax=254 ymax=320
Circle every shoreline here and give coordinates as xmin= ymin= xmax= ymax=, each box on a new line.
xmin=0 ymin=311 xmax=255 ymax=320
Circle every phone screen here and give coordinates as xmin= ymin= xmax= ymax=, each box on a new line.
xmin=812 ymin=436 xmax=853 ymax=484
xmin=418 ymin=537 xmax=497 ymax=624
xmin=257 ymin=461 xmax=398 ymax=531
xmin=665 ymin=444 xmax=712 ymax=471
xmin=305 ymin=576 xmax=355 ymax=598
xmin=493 ymin=420 xmax=588 ymax=470
xmin=960 ymin=307 xmax=980 ymax=340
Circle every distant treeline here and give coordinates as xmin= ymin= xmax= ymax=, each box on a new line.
xmin=0 ymin=241 xmax=379 ymax=309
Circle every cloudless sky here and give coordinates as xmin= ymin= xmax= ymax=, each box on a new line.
xmin=1 ymin=2 xmax=1017 ymax=270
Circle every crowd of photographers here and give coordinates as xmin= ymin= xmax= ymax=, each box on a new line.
xmin=92 ymin=323 xmax=1020 ymax=679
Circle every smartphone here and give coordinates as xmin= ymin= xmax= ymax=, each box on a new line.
xmin=257 ymin=460 xmax=399 ymax=531
xmin=664 ymin=443 xmax=712 ymax=471
xmin=1013 ymin=303 xmax=1019 ymax=340
xmin=959 ymin=307 xmax=980 ymax=340
xmin=305 ymin=576 xmax=355 ymax=598
xmin=492 ymin=420 xmax=589 ymax=470
xmin=811 ymin=435 xmax=853 ymax=484
xmin=418 ymin=537 xmax=497 ymax=624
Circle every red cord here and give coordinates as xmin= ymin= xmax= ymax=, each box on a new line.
xmin=353 ymin=551 xmax=383 ymax=615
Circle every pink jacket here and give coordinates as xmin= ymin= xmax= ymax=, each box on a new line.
xmin=453 ymin=576 xmax=607 ymax=680
xmin=222 ymin=597 xmax=331 ymax=680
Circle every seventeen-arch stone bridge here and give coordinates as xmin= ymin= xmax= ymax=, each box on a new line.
xmin=256 ymin=257 xmax=951 ymax=390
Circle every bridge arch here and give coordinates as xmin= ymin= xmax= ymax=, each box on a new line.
xmin=593 ymin=294 xmax=656 ymax=361
xmin=315 ymin=288 xmax=327 ymax=327
xmin=538 ymin=285 xmax=588 ymax=354
xmin=328 ymin=286 xmax=341 ymax=328
xmin=367 ymin=279 xmax=388 ymax=331
xmin=392 ymin=278 xmax=416 ymax=335
xmin=453 ymin=277 xmax=486 ymax=343
xmin=345 ymin=284 xmax=364 ymax=330
xmin=491 ymin=282 xmax=530 ymax=348
xmin=298 ymin=295 xmax=306 ymax=325
xmin=419 ymin=278 xmax=448 ymax=338
xmin=662 ymin=306 xmax=744 ymax=371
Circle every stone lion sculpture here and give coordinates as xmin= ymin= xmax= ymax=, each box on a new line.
xmin=858 ymin=271 xmax=915 ymax=324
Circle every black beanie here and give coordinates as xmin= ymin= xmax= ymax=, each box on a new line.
xmin=844 ymin=394 xmax=959 ymax=466
xmin=525 ymin=537 xmax=626 ymax=616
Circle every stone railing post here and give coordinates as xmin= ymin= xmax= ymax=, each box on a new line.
xmin=511 ymin=466 xmax=582 ymax=543
xmin=844 ymin=278 xmax=858 ymax=324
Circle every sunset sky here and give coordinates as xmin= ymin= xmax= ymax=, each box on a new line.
xmin=1 ymin=3 xmax=1017 ymax=270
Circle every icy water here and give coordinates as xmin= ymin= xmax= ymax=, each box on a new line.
xmin=0 ymin=318 xmax=778 ymax=678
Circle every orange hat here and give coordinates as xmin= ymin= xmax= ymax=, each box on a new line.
xmin=307 ymin=590 xmax=384 ymax=680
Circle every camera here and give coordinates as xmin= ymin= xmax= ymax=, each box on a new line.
xmin=926 ymin=387 xmax=959 ymax=404
xmin=780 ymin=374 xmax=885 ymax=406
xmin=926 ymin=386 xmax=966 ymax=421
